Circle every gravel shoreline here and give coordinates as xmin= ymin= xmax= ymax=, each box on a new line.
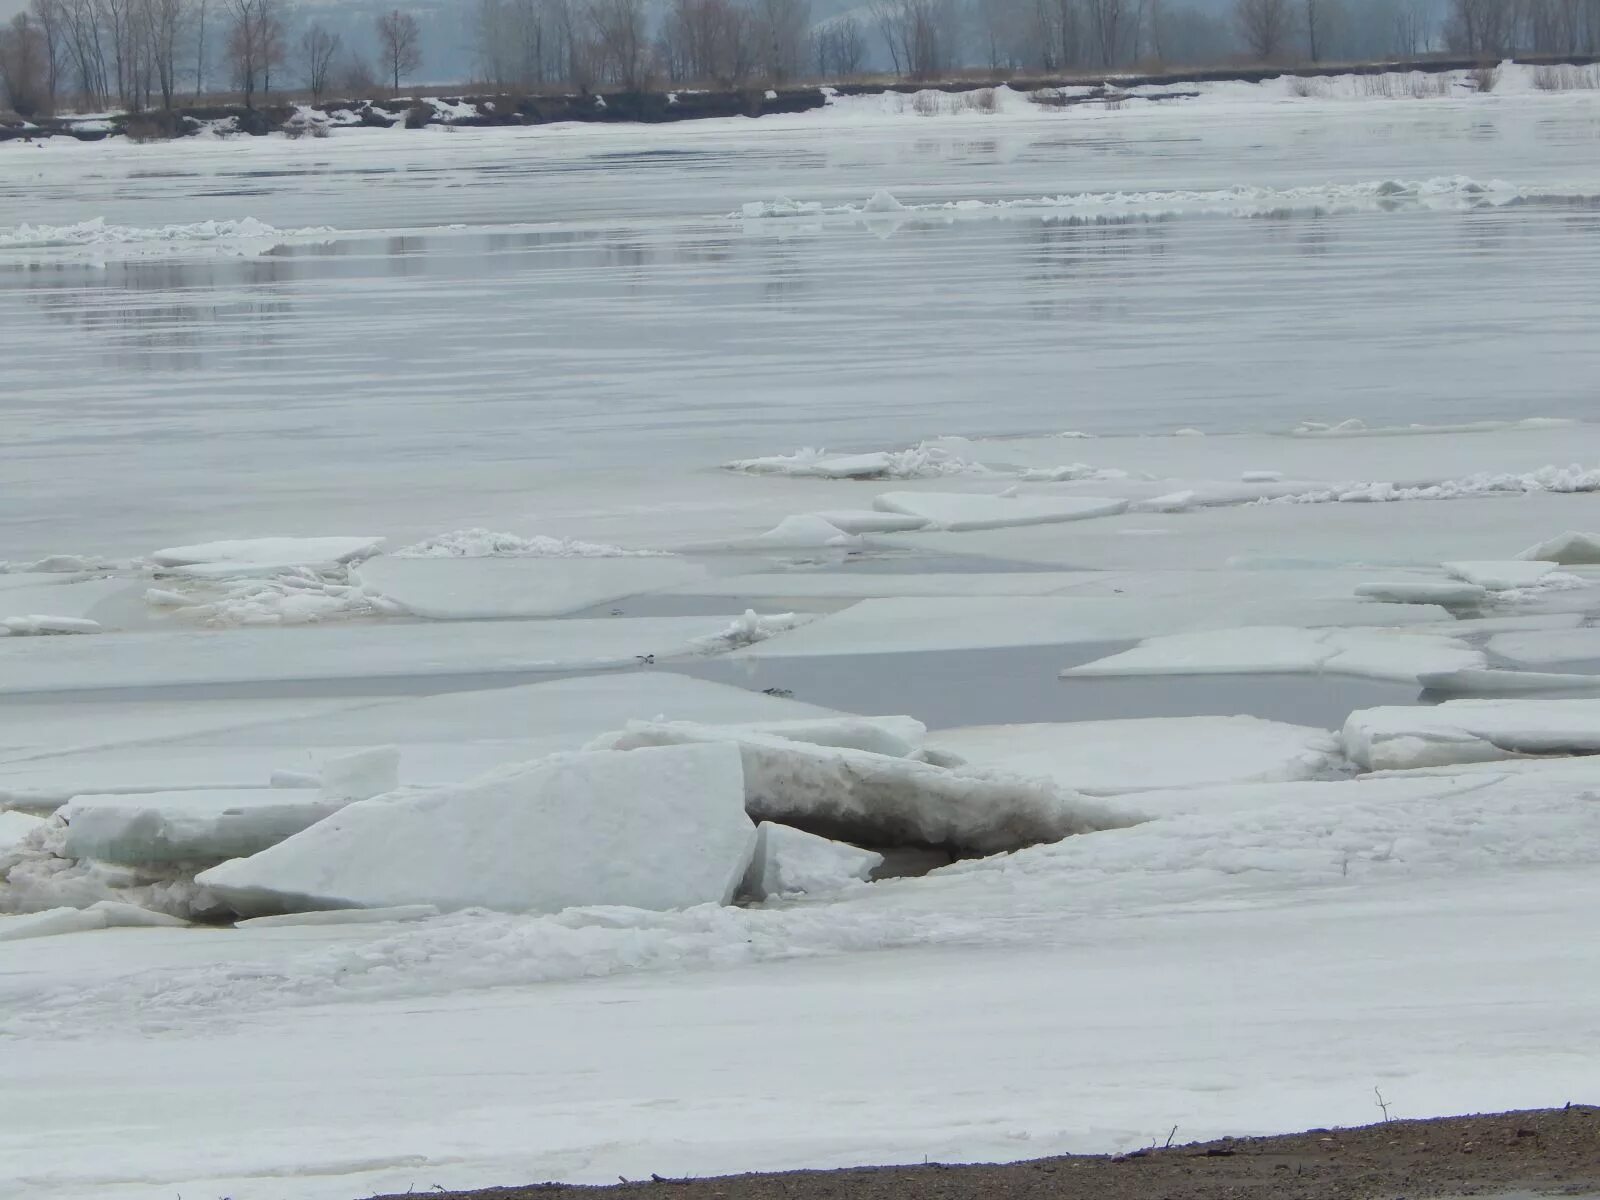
xmin=367 ymin=1105 xmax=1599 ymax=1200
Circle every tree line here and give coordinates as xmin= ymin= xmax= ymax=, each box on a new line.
xmin=0 ymin=0 xmax=424 ymax=116
xmin=5 ymin=0 xmax=1600 ymax=118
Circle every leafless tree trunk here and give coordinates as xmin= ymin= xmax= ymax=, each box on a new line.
xmin=1235 ymin=0 xmax=1291 ymax=58
xmin=26 ymin=0 xmax=63 ymax=108
xmin=1084 ymin=0 xmax=1126 ymax=65
xmin=375 ymin=7 xmax=421 ymax=92
xmin=0 ymin=13 xmax=52 ymax=114
xmin=298 ymin=21 xmax=338 ymax=100
xmin=1445 ymin=0 xmax=1521 ymax=54
xmin=586 ymin=0 xmax=648 ymax=88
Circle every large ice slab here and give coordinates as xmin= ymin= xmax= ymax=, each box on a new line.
xmin=1354 ymin=580 xmax=1487 ymax=606
xmin=0 ymin=900 xmax=188 ymax=941
xmin=61 ymin=789 xmax=341 ymax=867
xmin=928 ymin=717 xmax=1341 ymax=795
xmin=196 ymin=744 xmax=755 ymax=917
xmin=1063 ymin=626 xmax=1482 ymax=684
xmin=740 ymin=823 xmax=883 ymax=900
xmin=595 ymin=720 xmax=1128 ymax=854
xmin=1516 ymin=532 xmax=1600 ymax=565
xmin=873 ymin=491 xmax=1128 ymax=532
xmin=1489 ymin=628 xmax=1600 ymax=666
xmin=151 ymin=537 xmax=384 ymax=572
xmin=354 ymin=555 xmax=710 ymax=619
xmin=1442 ymin=560 xmax=1559 ymax=590
xmin=1419 ymin=668 xmax=1600 ymax=696
xmin=1344 ymin=698 xmax=1600 ymax=771
xmin=0 ymin=617 xmax=746 ymax=695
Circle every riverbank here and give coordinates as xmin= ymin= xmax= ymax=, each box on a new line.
xmin=370 ymin=1107 xmax=1600 ymax=1200
xmin=4 ymin=53 xmax=1597 ymax=143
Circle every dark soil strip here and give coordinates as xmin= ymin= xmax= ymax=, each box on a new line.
xmin=367 ymin=1106 xmax=1600 ymax=1200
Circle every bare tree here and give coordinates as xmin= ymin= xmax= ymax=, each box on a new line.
xmin=0 ymin=12 xmax=51 ymax=115
xmin=26 ymin=0 xmax=63 ymax=109
xmin=1235 ymin=0 xmax=1292 ymax=58
xmin=298 ymin=21 xmax=338 ymax=100
xmin=871 ymin=0 xmax=958 ymax=78
xmin=375 ymin=8 xmax=421 ymax=92
xmin=141 ymin=0 xmax=192 ymax=109
xmin=660 ymin=0 xmax=753 ymax=85
xmin=1084 ymin=0 xmax=1128 ymax=65
xmin=1444 ymin=0 xmax=1520 ymax=54
xmin=340 ymin=48 xmax=378 ymax=93
xmin=224 ymin=0 xmax=274 ymax=106
xmin=586 ymin=0 xmax=648 ymax=88
xmin=750 ymin=0 xmax=809 ymax=82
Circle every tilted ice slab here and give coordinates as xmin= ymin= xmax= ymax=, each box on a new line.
xmin=1517 ymin=532 xmax=1600 ymax=566
xmin=1442 ymin=560 xmax=1560 ymax=591
xmin=0 ymin=616 xmax=102 ymax=636
xmin=354 ymin=555 xmax=710 ymax=619
xmin=873 ymin=491 xmax=1128 ymax=532
xmin=0 ymin=617 xmax=744 ymax=695
xmin=151 ymin=536 xmax=385 ymax=573
xmin=0 ymin=901 xmax=188 ymax=941
xmin=740 ymin=823 xmax=883 ymax=901
xmin=595 ymin=720 xmax=1128 ymax=854
xmin=1418 ymin=668 xmax=1600 ymax=696
xmin=1343 ymin=698 xmax=1600 ymax=771
xmin=1354 ymin=580 xmax=1487 ymax=606
xmin=197 ymin=744 xmax=755 ymax=918
xmin=928 ymin=717 xmax=1341 ymax=796
xmin=1489 ymin=628 xmax=1600 ymax=666
xmin=60 ymin=789 xmax=344 ymax=867
xmin=1063 ymin=626 xmax=1482 ymax=684
xmin=732 ymin=595 xmax=1451 ymax=660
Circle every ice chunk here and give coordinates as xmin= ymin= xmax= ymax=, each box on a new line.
xmin=1354 ymin=580 xmax=1487 ymax=606
xmin=1130 ymin=491 xmax=1197 ymax=513
xmin=1490 ymin=628 xmax=1600 ymax=666
xmin=811 ymin=510 xmax=930 ymax=534
xmin=196 ymin=744 xmax=755 ymax=918
xmin=90 ymin=899 xmax=190 ymax=928
xmin=1516 ymin=532 xmax=1600 ymax=565
xmin=1442 ymin=560 xmax=1559 ymax=590
xmin=151 ymin=536 xmax=384 ymax=572
xmin=592 ymin=715 xmax=925 ymax=759
xmin=1064 ymin=625 xmax=1482 ymax=684
xmin=1 ymin=616 xmax=102 ymax=636
xmin=596 ymin=720 xmax=1128 ymax=854
xmin=749 ymin=515 xmax=862 ymax=548
xmin=354 ymin=555 xmax=709 ymax=619
xmin=393 ymin=529 xmax=664 ymax=558
xmin=1344 ymin=698 xmax=1600 ymax=771
xmin=61 ymin=789 xmax=341 ymax=867
xmin=873 ymin=491 xmax=1127 ymax=532
xmin=692 ymin=610 xmax=812 ymax=653
xmin=928 ymin=716 xmax=1340 ymax=795
xmin=236 ymin=905 xmax=438 ymax=929
xmin=0 ymin=810 xmax=46 ymax=850
xmin=0 ymin=900 xmax=186 ymax=940
xmin=319 ymin=746 xmax=400 ymax=802
xmin=740 ymin=823 xmax=882 ymax=900
xmin=1419 ymin=668 xmax=1600 ymax=696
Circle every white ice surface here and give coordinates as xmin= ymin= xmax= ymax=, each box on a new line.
xmin=927 ymin=717 xmax=1341 ymax=795
xmin=730 ymin=594 xmax=1450 ymax=660
xmin=874 ymin=491 xmax=1128 ymax=532
xmin=0 ymin=618 xmax=745 ymax=695
xmin=740 ymin=823 xmax=883 ymax=900
xmin=354 ymin=555 xmax=709 ymax=619
xmin=1489 ymin=628 xmax=1600 ymax=666
xmin=198 ymin=744 xmax=755 ymax=917
xmin=1344 ymin=698 xmax=1600 ymax=771
xmin=1063 ymin=626 xmax=1483 ymax=684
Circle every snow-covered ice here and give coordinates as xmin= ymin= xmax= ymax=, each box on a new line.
xmin=597 ymin=720 xmax=1128 ymax=854
xmin=1344 ymin=698 xmax=1600 ymax=770
xmin=740 ymin=822 xmax=883 ymax=900
xmin=354 ymin=554 xmax=709 ymax=618
xmin=928 ymin=717 xmax=1341 ymax=795
xmin=873 ymin=491 xmax=1128 ymax=532
xmin=1063 ymin=626 xmax=1483 ymax=684
xmin=197 ymin=744 xmax=755 ymax=917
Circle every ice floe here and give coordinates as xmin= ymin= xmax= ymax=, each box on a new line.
xmin=740 ymin=823 xmax=883 ymax=900
xmin=60 ymin=789 xmax=344 ymax=867
xmin=393 ymin=528 xmax=666 ymax=558
xmin=1344 ymin=698 xmax=1600 ymax=771
xmin=197 ymin=744 xmax=755 ymax=918
xmin=1354 ymin=580 xmax=1487 ymax=606
xmin=1488 ymin=627 xmax=1600 ymax=666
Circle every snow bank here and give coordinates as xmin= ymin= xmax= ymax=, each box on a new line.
xmin=929 ymin=716 xmax=1341 ymax=795
xmin=393 ymin=528 xmax=666 ymax=558
xmin=595 ymin=720 xmax=1129 ymax=854
xmin=873 ymin=491 xmax=1128 ymax=531
xmin=740 ymin=823 xmax=882 ymax=900
xmin=197 ymin=745 xmax=755 ymax=917
xmin=1344 ymin=698 xmax=1600 ymax=771
xmin=61 ymin=789 xmax=343 ymax=867
xmin=355 ymin=554 xmax=708 ymax=619
xmin=1064 ymin=625 xmax=1482 ymax=684
xmin=1516 ymin=531 xmax=1600 ymax=565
